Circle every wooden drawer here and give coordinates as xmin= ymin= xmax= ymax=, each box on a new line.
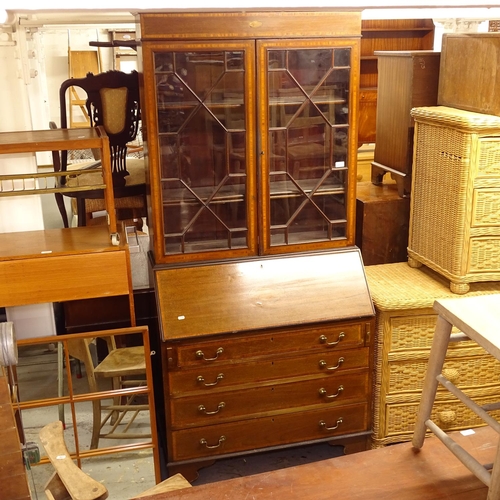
xmin=169 ymin=402 xmax=369 ymax=461
xmin=167 ymin=321 xmax=367 ymax=368
xmin=169 ymin=371 xmax=370 ymax=428
xmin=168 ymin=347 xmax=370 ymax=396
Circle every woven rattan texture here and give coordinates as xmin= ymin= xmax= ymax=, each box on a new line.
xmin=372 ymin=392 xmax=500 ymax=447
xmin=365 ymin=263 xmax=500 ymax=311
xmin=367 ymin=263 xmax=500 ymax=448
xmin=408 ymin=106 xmax=500 ymax=288
xmin=411 ymin=106 xmax=500 ymax=131
xmin=410 ymin=121 xmax=472 ymax=274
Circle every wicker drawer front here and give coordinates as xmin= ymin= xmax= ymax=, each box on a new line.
xmin=170 ymin=402 xmax=369 ymax=461
xmin=468 ymin=237 xmax=500 ymax=272
xmin=386 ymin=313 xmax=471 ymax=352
xmin=168 ymin=347 xmax=369 ymax=396
xmin=386 ymin=351 xmax=500 ymax=395
xmin=170 ymin=321 xmax=366 ymax=368
xmin=383 ymin=392 xmax=500 ymax=438
xmin=477 ymin=138 xmax=500 ymax=178
xmin=170 ymin=371 xmax=369 ymax=428
xmin=472 ymin=189 xmax=500 ymax=226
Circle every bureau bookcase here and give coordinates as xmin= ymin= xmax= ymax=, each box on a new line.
xmin=137 ymin=10 xmax=374 ymax=480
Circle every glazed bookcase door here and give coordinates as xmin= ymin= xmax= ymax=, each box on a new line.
xmin=257 ymin=38 xmax=359 ymax=255
xmin=143 ymin=41 xmax=258 ymax=264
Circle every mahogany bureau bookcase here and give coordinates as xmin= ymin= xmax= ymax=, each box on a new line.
xmin=136 ymin=9 xmax=378 ymax=480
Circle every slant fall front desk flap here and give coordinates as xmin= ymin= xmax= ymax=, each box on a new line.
xmin=155 ymin=248 xmax=374 ymax=340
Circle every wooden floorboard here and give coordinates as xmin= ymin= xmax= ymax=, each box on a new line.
xmin=142 ymin=426 xmax=498 ymax=499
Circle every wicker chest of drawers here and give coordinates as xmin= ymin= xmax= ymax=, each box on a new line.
xmin=408 ymin=106 xmax=500 ymax=294
xmin=155 ymin=250 xmax=375 ymax=480
xmin=365 ymin=262 xmax=500 ymax=448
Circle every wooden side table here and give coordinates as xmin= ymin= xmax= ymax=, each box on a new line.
xmin=413 ymin=294 xmax=500 ymax=499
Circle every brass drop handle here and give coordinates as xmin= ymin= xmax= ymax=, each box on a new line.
xmin=319 ymin=357 xmax=345 ymax=371
xmin=198 ymin=402 xmax=226 ymax=415
xmin=200 ymin=435 xmax=226 ymax=449
xmin=319 ymin=385 xmax=344 ymax=399
xmin=197 ymin=373 xmax=224 ymax=386
xmin=319 ymin=417 xmax=343 ymax=431
xmin=196 ymin=347 xmax=224 ymax=361
xmin=319 ymin=332 xmax=345 ymax=346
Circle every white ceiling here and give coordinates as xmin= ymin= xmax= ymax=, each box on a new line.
xmin=4 ymin=1 xmax=500 ymax=27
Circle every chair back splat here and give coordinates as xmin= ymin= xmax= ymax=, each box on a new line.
xmin=54 ymin=70 xmax=147 ymax=227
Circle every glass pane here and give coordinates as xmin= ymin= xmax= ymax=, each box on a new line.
xmin=155 ymin=48 xmax=249 ymax=256
xmin=267 ymin=46 xmax=351 ymax=248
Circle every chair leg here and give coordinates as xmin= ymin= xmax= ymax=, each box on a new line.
xmin=54 ymin=193 xmax=69 ymax=228
xmin=487 ymin=441 xmax=500 ymax=499
xmin=412 ymin=315 xmax=453 ymax=449
xmin=77 ymin=197 xmax=87 ymax=227
xmin=90 ymin=399 xmax=101 ymax=449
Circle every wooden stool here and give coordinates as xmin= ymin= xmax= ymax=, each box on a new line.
xmin=412 ymin=294 xmax=500 ymax=500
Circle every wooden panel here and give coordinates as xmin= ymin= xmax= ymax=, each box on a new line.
xmin=170 ymin=402 xmax=368 ymax=461
xmin=139 ymin=11 xmax=362 ymax=40
xmin=168 ymin=346 xmax=370 ymax=395
xmin=374 ymin=51 xmax=440 ymax=178
xmin=0 ymin=127 xmax=107 ymax=155
xmin=138 ymin=426 xmax=495 ymax=500
xmin=0 ymin=250 xmax=130 ymax=306
xmin=0 ymin=372 xmax=30 ymax=500
xmin=356 ymin=182 xmax=410 ymax=265
xmin=438 ymin=33 xmax=500 ymax=116
xmin=156 ymin=249 xmax=374 ymax=340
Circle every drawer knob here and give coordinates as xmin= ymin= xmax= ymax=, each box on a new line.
xmin=200 ymin=435 xmax=226 ymax=449
xmin=319 ymin=332 xmax=345 ymax=346
xmin=319 ymin=417 xmax=343 ymax=431
xmin=196 ymin=347 xmax=224 ymax=361
xmin=319 ymin=385 xmax=344 ymax=399
xmin=197 ymin=373 xmax=224 ymax=387
xmin=319 ymin=357 xmax=345 ymax=371
xmin=442 ymin=368 xmax=460 ymax=384
xmin=198 ymin=402 xmax=226 ymax=415
xmin=438 ymin=410 xmax=456 ymax=425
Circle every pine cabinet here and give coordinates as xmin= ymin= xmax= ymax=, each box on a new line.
xmin=138 ymin=11 xmax=361 ymax=265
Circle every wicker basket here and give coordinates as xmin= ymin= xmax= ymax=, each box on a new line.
xmin=408 ymin=106 xmax=500 ymax=294
xmin=365 ymin=262 xmax=500 ymax=448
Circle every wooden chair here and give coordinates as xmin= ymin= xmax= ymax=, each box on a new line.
xmin=413 ymin=294 xmax=500 ymax=500
xmin=66 ymin=336 xmax=150 ymax=450
xmin=40 ymin=421 xmax=191 ymax=500
xmin=53 ymin=70 xmax=147 ymax=227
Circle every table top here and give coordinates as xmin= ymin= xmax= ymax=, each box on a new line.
xmin=0 ymin=225 xmax=122 ymax=261
xmin=434 ymin=294 xmax=500 ymax=359
xmin=0 ymin=127 xmax=108 ymax=154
